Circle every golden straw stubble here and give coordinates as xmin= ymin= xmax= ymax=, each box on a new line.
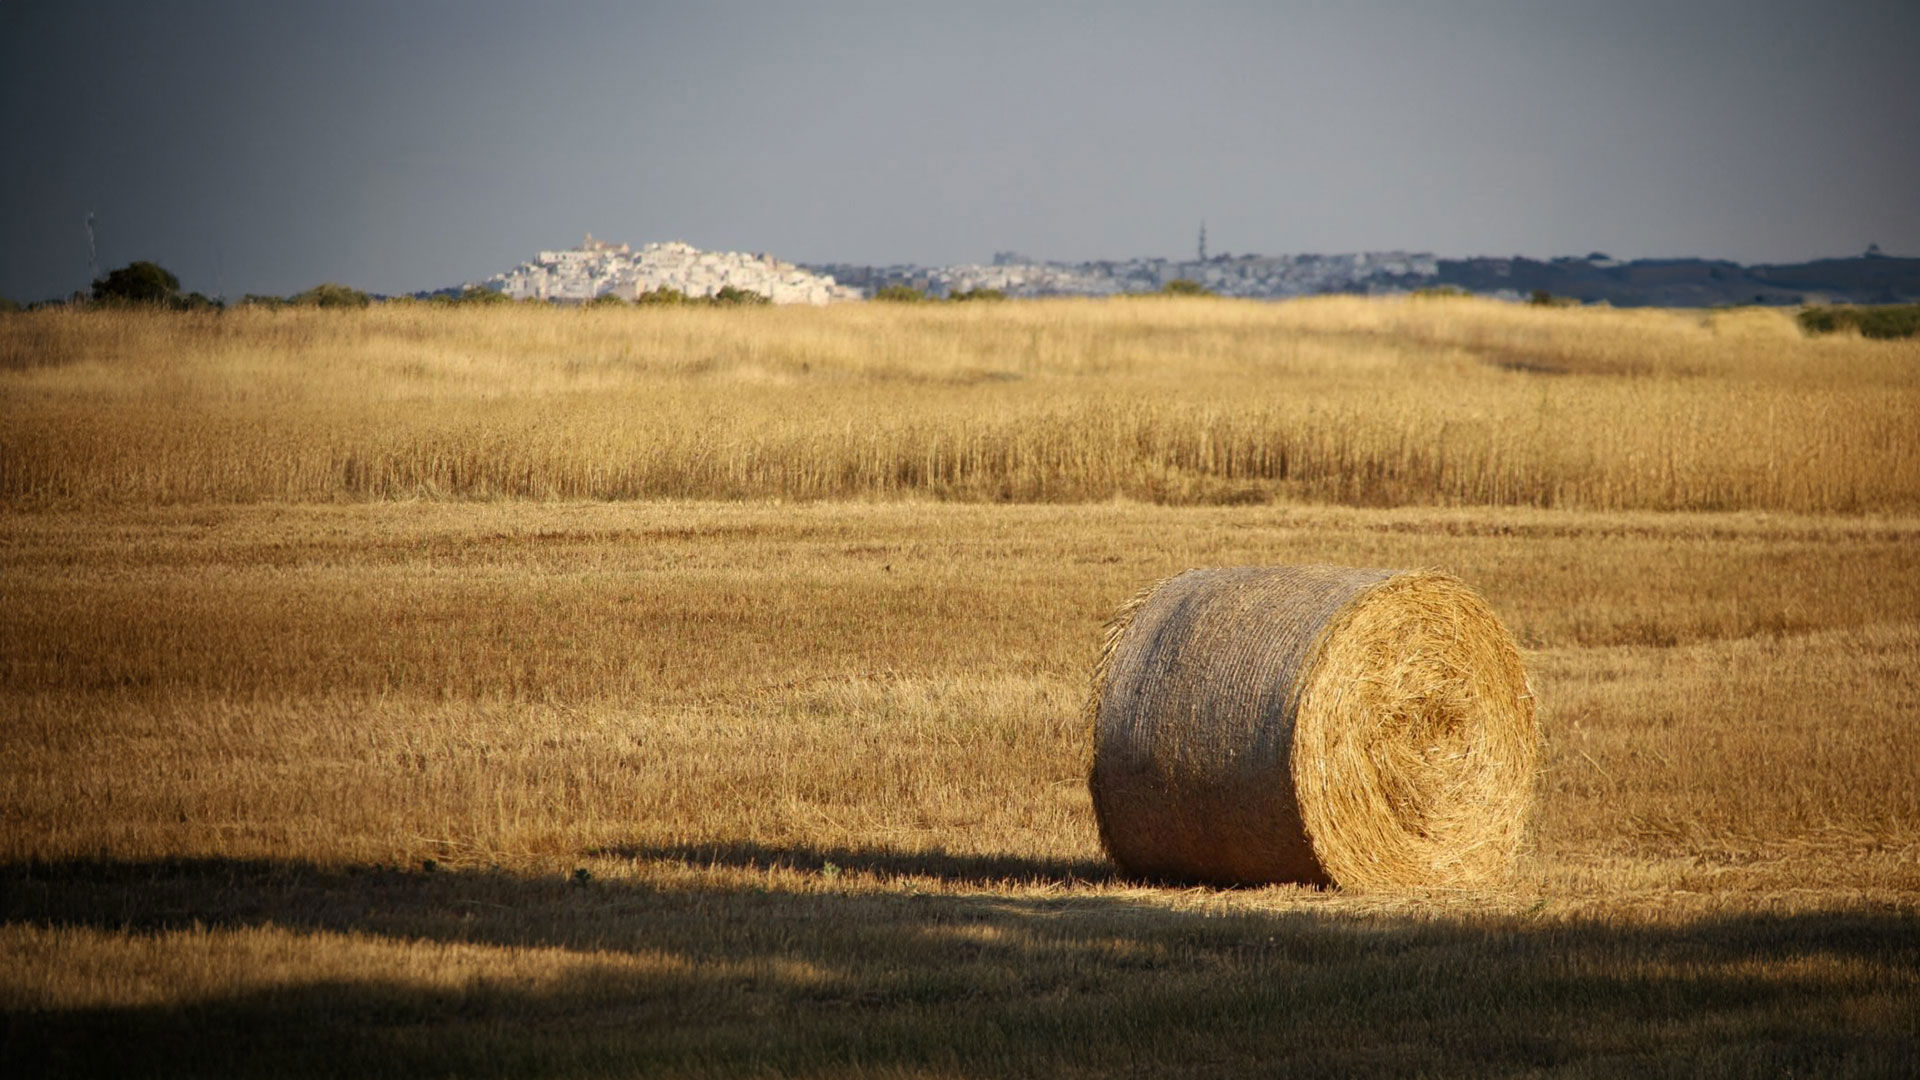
xmin=1089 ymin=566 xmax=1537 ymax=889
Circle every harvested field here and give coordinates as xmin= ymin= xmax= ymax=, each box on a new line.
xmin=3 ymin=299 xmax=1918 ymax=1076
xmin=4 ymin=502 xmax=1917 ymax=1076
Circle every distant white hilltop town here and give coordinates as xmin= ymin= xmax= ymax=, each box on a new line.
xmin=484 ymin=234 xmax=1444 ymax=303
xmin=453 ymin=236 xmax=1917 ymax=307
xmin=490 ymin=234 xmax=857 ymax=304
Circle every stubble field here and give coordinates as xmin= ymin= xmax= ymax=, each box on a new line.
xmin=3 ymin=299 xmax=1918 ymax=1076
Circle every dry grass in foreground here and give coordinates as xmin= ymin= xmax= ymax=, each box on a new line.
xmin=4 ymin=500 xmax=1917 ymax=1076
xmin=4 ymin=297 xmax=1918 ymax=511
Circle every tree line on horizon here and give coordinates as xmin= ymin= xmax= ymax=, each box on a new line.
xmin=3 ymin=259 xmax=1915 ymax=338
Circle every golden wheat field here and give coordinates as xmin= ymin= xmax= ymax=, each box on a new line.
xmin=3 ymin=298 xmax=1918 ymax=1077
xmin=5 ymin=298 xmax=1919 ymax=510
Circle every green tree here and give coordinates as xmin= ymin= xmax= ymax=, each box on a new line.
xmin=711 ymin=285 xmax=771 ymax=306
xmin=463 ymin=286 xmax=512 ymax=306
xmin=432 ymin=286 xmax=512 ymax=307
xmin=92 ymin=261 xmax=181 ymax=306
xmin=872 ymin=284 xmax=925 ymax=302
xmin=291 ymin=282 xmax=372 ymax=309
xmin=634 ymin=287 xmax=688 ymax=306
xmin=949 ymin=287 xmax=1006 ymax=302
xmin=585 ymin=292 xmax=629 ymax=307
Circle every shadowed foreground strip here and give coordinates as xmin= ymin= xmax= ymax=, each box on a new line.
xmin=2 ymin=857 xmax=1916 ymax=1078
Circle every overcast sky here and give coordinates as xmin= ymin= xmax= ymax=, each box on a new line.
xmin=3 ymin=0 xmax=1916 ymax=300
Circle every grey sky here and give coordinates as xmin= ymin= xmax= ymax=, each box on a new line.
xmin=3 ymin=0 xmax=1916 ymax=301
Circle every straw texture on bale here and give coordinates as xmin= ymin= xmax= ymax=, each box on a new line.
xmin=1089 ymin=566 xmax=1537 ymax=889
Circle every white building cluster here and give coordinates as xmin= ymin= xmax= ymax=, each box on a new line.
xmin=491 ymin=235 xmax=855 ymax=304
xmin=483 ymin=234 xmax=1444 ymax=303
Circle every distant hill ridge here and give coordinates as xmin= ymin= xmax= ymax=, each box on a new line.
xmin=810 ymin=247 xmax=1920 ymax=305
xmin=1431 ymin=251 xmax=1920 ymax=307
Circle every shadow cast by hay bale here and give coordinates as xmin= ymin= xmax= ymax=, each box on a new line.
xmin=599 ymin=841 xmax=1119 ymax=888
xmin=3 ymin=856 xmax=1916 ymax=1078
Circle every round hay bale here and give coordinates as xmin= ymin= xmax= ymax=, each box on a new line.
xmin=1088 ymin=566 xmax=1537 ymax=889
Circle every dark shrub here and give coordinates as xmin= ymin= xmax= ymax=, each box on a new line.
xmin=1859 ymin=305 xmax=1920 ymax=339
xmin=711 ymin=285 xmax=771 ymax=306
xmin=291 ymin=282 xmax=372 ymax=309
xmin=1798 ymin=304 xmax=1920 ymax=340
xmin=1797 ymin=307 xmax=1843 ymax=335
xmin=635 ymin=287 xmax=688 ymax=306
xmin=1159 ymin=278 xmax=1213 ymax=297
xmin=432 ymin=286 xmax=512 ymax=307
xmin=92 ymin=261 xmax=181 ymax=306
